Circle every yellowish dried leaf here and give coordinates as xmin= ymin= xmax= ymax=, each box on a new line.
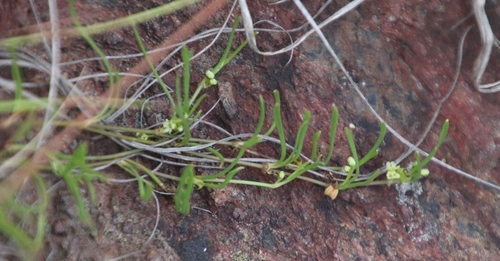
xmin=324 ymin=183 xmax=339 ymax=200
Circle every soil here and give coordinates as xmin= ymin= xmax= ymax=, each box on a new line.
xmin=1 ymin=0 xmax=500 ymax=260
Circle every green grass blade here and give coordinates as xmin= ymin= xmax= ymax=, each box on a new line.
xmin=8 ymin=47 xmax=23 ymax=111
xmin=206 ymin=147 xmax=225 ymax=166
xmin=33 ymin=175 xmax=48 ymax=248
xmin=119 ymin=160 xmax=153 ymax=201
xmin=182 ymin=47 xmax=193 ymax=113
xmin=358 ymin=122 xmax=386 ymax=165
xmin=212 ymin=17 xmax=240 ymax=74
xmin=344 ymin=128 xmax=360 ymax=183
xmin=419 ymin=119 xmax=449 ymax=167
xmin=339 ymin=170 xmax=382 ymax=190
xmin=273 ymin=91 xmax=287 ymax=163
xmin=276 ymin=162 xmax=323 ymax=188
xmin=264 ymin=122 xmax=276 ymax=136
xmin=0 ymin=99 xmax=49 ymax=112
xmin=60 ymin=155 xmax=95 ymax=234
xmin=174 ymin=164 xmax=195 ymax=214
xmin=283 ymin=110 xmax=311 ymax=165
xmin=324 ymin=105 xmax=339 ymax=164
xmin=0 ymin=207 xmax=35 ymax=253
xmin=141 ymin=183 xmax=154 ymax=201
xmin=127 ymin=160 xmax=164 ymax=190
xmin=252 ymin=95 xmax=266 ymax=137
xmin=310 ymin=131 xmax=321 ymax=161
xmin=410 ymin=151 xmax=422 ymax=181
xmin=188 ymin=94 xmax=206 ymax=117
xmin=175 ymin=73 xmax=183 ymax=113
xmin=224 ymin=38 xmax=249 ymax=66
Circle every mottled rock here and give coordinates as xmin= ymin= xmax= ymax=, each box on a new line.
xmin=2 ymin=0 xmax=500 ymax=260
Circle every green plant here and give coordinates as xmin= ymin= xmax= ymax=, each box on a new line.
xmin=49 ymin=144 xmax=106 ymax=236
xmin=167 ymin=86 xmax=449 ymax=209
xmin=0 ymin=175 xmax=47 ymax=260
xmin=0 ymin=5 xmax=450 ymax=259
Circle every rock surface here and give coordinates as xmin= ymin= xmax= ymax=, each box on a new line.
xmin=1 ymin=0 xmax=500 ymax=260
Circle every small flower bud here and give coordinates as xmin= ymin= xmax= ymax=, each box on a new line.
xmin=205 ymin=70 xmax=215 ymax=79
xmin=347 ymin=157 xmax=356 ymax=166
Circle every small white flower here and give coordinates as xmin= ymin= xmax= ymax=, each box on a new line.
xmin=162 ymin=118 xmax=183 ymax=134
xmin=344 ymin=166 xmax=351 ymax=172
xmin=162 ymin=120 xmax=172 ymax=133
xmin=421 ymin=169 xmax=430 ymax=176
xmin=386 ymin=161 xmax=399 ymax=172
xmin=386 ymin=161 xmax=400 ymax=180
xmin=387 ymin=171 xmax=400 ymax=180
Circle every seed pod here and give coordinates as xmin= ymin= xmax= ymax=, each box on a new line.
xmin=324 ymin=183 xmax=339 ymax=200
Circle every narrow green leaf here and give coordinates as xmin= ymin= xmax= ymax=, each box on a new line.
xmin=410 ymin=151 xmax=422 ymax=181
xmin=277 ymin=161 xmax=323 ymax=188
xmin=344 ymin=128 xmax=360 ymax=183
xmin=212 ymin=17 xmax=240 ymax=74
xmin=141 ymin=183 xmax=153 ymax=201
xmin=324 ymin=105 xmax=339 ymax=164
xmin=181 ymin=47 xmax=193 ymax=113
xmin=310 ymin=131 xmax=321 ymax=161
xmin=284 ymin=110 xmax=311 ymax=165
xmin=358 ymin=122 xmax=386 ymax=165
xmin=174 ymin=165 xmax=195 ymax=214
xmin=273 ymin=91 xmax=287 ymax=163
xmin=419 ymin=119 xmax=449 ymax=167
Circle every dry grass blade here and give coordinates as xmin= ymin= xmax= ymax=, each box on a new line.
xmin=238 ymin=0 xmax=365 ymax=55
xmin=472 ymin=0 xmax=500 ymax=92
